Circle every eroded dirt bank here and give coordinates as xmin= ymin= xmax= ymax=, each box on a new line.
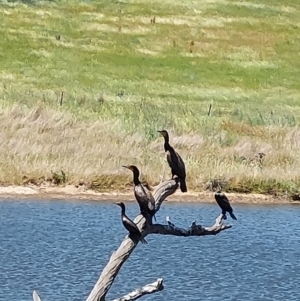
xmin=0 ymin=185 xmax=299 ymax=205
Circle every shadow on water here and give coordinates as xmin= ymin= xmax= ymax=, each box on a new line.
xmin=0 ymin=199 xmax=300 ymax=301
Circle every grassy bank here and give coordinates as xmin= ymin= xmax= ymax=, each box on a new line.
xmin=1 ymin=0 xmax=300 ymax=198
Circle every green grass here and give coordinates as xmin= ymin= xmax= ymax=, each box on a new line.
xmin=1 ymin=0 xmax=300 ymax=198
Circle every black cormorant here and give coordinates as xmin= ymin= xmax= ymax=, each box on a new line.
xmin=122 ymin=165 xmax=157 ymax=223
xmin=214 ymin=190 xmax=237 ymax=220
xmin=158 ymin=130 xmax=187 ymax=193
xmin=114 ymin=202 xmax=148 ymax=244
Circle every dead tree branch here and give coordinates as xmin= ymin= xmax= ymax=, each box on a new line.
xmin=150 ymin=214 xmax=232 ymax=236
xmin=85 ymin=180 xmax=178 ymax=301
xmin=32 ymin=180 xmax=232 ymax=301
xmin=153 ymin=178 xmax=179 ymax=212
xmin=109 ymin=278 xmax=164 ymax=301
xmin=33 ymin=291 xmax=41 ymax=301
xmin=85 ymin=216 xmax=143 ymax=301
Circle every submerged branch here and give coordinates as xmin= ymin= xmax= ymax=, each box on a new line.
xmin=85 ymin=180 xmax=177 ymax=301
xmin=32 ymin=291 xmax=41 ymax=301
xmin=110 ymin=278 xmax=164 ymax=301
xmin=150 ymin=214 xmax=232 ymax=236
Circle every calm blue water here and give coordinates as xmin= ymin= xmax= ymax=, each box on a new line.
xmin=0 ymin=199 xmax=300 ymax=301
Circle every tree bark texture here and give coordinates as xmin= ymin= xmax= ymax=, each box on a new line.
xmin=109 ymin=278 xmax=164 ymax=301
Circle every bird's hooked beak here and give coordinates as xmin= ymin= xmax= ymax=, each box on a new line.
xmin=113 ymin=202 xmax=121 ymax=206
xmin=157 ymin=130 xmax=165 ymax=137
xmin=122 ymin=165 xmax=135 ymax=172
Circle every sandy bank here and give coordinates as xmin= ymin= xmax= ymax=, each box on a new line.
xmin=0 ymin=184 xmax=299 ymax=205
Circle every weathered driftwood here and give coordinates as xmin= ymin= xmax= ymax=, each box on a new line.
xmin=33 ymin=290 xmax=41 ymax=301
xmin=85 ymin=179 xmax=232 ymax=301
xmin=153 ymin=178 xmax=180 ymax=212
xmin=85 ymin=180 xmax=179 ymax=301
xmin=32 ymin=179 xmax=233 ymax=301
xmin=150 ymin=214 xmax=232 ymax=236
xmin=110 ymin=278 xmax=164 ymax=301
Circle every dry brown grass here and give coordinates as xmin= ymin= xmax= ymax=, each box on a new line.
xmin=0 ymin=103 xmax=300 ymax=198
xmin=1 ymin=0 xmax=300 ymax=197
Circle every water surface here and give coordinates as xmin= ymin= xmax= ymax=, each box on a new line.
xmin=0 ymin=199 xmax=299 ymax=301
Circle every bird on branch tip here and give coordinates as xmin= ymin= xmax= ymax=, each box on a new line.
xmin=214 ymin=186 xmax=237 ymax=221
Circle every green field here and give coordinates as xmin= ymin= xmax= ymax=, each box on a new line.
xmin=1 ymin=0 xmax=300 ymax=197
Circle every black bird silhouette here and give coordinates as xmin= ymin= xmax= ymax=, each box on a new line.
xmin=114 ymin=202 xmax=148 ymax=244
xmin=158 ymin=130 xmax=187 ymax=192
xmin=214 ymin=190 xmax=237 ymax=220
xmin=122 ymin=165 xmax=156 ymax=223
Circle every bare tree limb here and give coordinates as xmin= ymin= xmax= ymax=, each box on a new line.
xmin=109 ymin=278 xmax=164 ymax=301
xmin=33 ymin=178 xmax=232 ymax=301
xmin=85 ymin=216 xmax=143 ymax=301
xmin=150 ymin=214 xmax=232 ymax=236
xmin=32 ymin=290 xmax=41 ymax=301
xmin=85 ymin=180 xmax=179 ymax=301
xmin=153 ymin=178 xmax=179 ymax=212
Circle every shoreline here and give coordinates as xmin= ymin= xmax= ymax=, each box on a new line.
xmin=0 ymin=184 xmax=299 ymax=205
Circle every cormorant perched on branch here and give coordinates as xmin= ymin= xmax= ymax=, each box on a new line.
xmin=122 ymin=165 xmax=156 ymax=223
xmin=158 ymin=130 xmax=187 ymax=193
xmin=214 ymin=190 xmax=237 ymax=220
xmin=114 ymin=202 xmax=148 ymax=244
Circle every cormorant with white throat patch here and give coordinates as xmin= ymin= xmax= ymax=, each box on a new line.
xmin=122 ymin=165 xmax=156 ymax=223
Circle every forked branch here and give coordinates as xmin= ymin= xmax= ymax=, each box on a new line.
xmin=85 ymin=180 xmax=179 ymax=301
xmin=110 ymin=278 xmax=164 ymax=301
xmin=153 ymin=178 xmax=179 ymax=212
xmin=150 ymin=214 xmax=232 ymax=236
xmin=32 ymin=180 xmax=232 ymax=301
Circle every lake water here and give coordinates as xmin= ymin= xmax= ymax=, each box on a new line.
xmin=0 ymin=199 xmax=299 ymax=301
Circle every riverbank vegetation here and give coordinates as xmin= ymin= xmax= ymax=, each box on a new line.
xmin=1 ymin=0 xmax=300 ymax=198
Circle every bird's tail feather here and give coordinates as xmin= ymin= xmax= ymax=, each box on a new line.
xmin=179 ymin=179 xmax=187 ymax=193
xmin=230 ymin=212 xmax=237 ymax=220
xmin=140 ymin=237 xmax=148 ymax=244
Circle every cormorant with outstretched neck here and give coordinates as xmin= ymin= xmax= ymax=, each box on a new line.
xmin=122 ymin=165 xmax=156 ymax=223
xmin=158 ymin=130 xmax=187 ymax=193
xmin=114 ymin=202 xmax=148 ymax=244
xmin=214 ymin=189 xmax=237 ymax=220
